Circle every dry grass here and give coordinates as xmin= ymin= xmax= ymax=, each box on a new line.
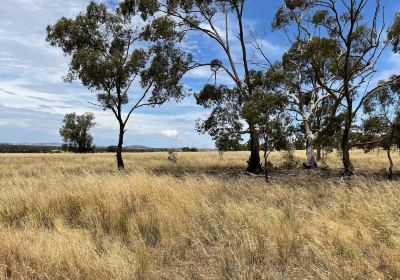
xmin=0 ymin=150 xmax=399 ymax=279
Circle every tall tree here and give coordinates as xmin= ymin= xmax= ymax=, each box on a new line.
xmin=272 ymin=0 xmax=400 ymax=175
xmin=60 ymin=112 xmax=95 ymax=153
xmin=138 ymin=0 xmax=268 ymax=173
xmin=264 ymin=40 xmax=342 ymax=168
xmin=47 ymin=1 xmax=191 ymax=169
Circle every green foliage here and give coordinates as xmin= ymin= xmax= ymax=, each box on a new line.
xmin=181 ymin=147 xmax=198 ymax=152
xmin=388 ymin=13 xmax=400 ymax=53
xmin=195 ymin=84 xmax=243 ymax=151
xmin=241 ymin=89 xmax=287 ymax=126
xmin=281 ymin=150 xmax=300 ymax=170
xmin=59 ymin=112 xmax=95 ymax=153
xmin=46 ymin=2 xmax=190 ymax=105
xmin=360 ymin=81 xmax=400 ymax=151
xmin=282 ymin=37 xmax=341 ymax=81
xmin=284 ymin=0 xmax=311 ymax=10
xmin=312 ymin=10 xmax=329 ymax=25
xmin=271 ymin=0 xmax=398 ymax=175
xmin=195 ymin=69 xmax=291 ymax=154
xmin=118 ymin=0 xmax=159 ymax=20
xmin=47 ymin=1 xmax=191 ymax=168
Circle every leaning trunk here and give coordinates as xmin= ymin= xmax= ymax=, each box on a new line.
xmin=387 ymin=147 xmax=393 ymax=180
xmin=116 ymin=123 xmax=125 ymax=170
xmin=247 ymin=122 xmax=262 ymax=173
xmin=341 ymin=120 xmax=354 ymax=176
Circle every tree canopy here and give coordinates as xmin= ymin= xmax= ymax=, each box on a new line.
xmin=47 ymin=1 xmax=192 ymax=169
xmin=59 ymin=112 xmax=95 ymax=153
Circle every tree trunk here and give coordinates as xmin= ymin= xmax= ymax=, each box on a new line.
xmin=116 ymin=123 xmax=125 ymax=170
xmin=304 ymin=121 xmax=317 ymax=168
xmin=341 ymin=120 xmax=354 ymax=176
xmin=387 ymin=147 xmax=393 ymax=180
xmin=305 ymin=139 xmax=317 ymax=169
xmin=264 ymin=153 xmax=269 ymax=183
xmin=264 ymin=136 xmax=269 ymax=183
xmin=247 ymin=123 xmax=262 ymax=173
xmin=316 ymin=144 xmax=322 ymax=161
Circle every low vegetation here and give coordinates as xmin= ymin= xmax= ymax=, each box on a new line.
xmin=0 ymin=151 xmax=399 ymax=279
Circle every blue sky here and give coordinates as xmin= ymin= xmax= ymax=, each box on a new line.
xmin=0 ymin=0 xmax=399 ymax=148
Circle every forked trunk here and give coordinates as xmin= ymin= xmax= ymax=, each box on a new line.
xmin=387 ymin=148 xmax=393 ymax=180
xmin=116 ymin=124 xmax=125 ymax=170
xmin=247 ymin=123 xmax=262 ymax=173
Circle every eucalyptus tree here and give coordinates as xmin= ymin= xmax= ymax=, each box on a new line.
xmin=272 ymin=0 xmax=400 ymax=175
xmin=128 ymin=0 xmax=271 ymax=173
xmin=59 ymin=112 xmax=95 ymax=153
xmin=195 ymin=84 xmax=243 ymax=152
xmin=264 ymin=39 xmax=343 ymax=168
xmin=242 ymin=89 xmax=290 ymax=181
xmin=388 ymin=13 xmax=400 ymax=53
xmin=47 ymin=1 xmax=191 ymax=169
xmin=360 ymin=80 xmax=400 ymax=179
xmin=196 ymin=70 xmax=289 ymax=174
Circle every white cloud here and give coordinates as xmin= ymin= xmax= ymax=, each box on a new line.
xmin=160 ymin=129 xmax=180 ymax=139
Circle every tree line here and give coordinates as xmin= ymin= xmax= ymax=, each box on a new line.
xmin=46 ymin=0 xmax=400 ymax=177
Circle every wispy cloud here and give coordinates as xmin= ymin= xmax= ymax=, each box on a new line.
xmin=0 ymin=0 xmax=215 ymax=148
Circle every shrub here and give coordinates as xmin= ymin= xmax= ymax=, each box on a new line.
xmin=167 ymin=151 xmax=177 ymax=163
xmin=281 ymin=150 xmax=300 ymax=170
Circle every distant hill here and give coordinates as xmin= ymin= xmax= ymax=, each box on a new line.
xmin=0 ymin=143 xmax=213 ymax=153
xmin=0 ymin=143 xmax=61 ymax=153
xmin=15 ymin=142 xmax=62 ymax=147
xmin=124 ymin=145 xmax=155 ymax=150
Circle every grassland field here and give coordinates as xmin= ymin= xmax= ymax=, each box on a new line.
xmin=0 ymin=150 xmax=399 ymax=279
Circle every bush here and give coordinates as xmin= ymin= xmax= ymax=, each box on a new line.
xmin=281 ymin=150 xmax=300 ymax=170
xmin=181 ymin=147 xmax=198 ymax=152
xmin=167 ymin=151 xmax=177 ymax=163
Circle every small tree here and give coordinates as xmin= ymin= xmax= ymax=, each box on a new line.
xmin=242 ymin=90 xmax=290 ymax=181
xmin=59 ymin=112 xmax=95 ymax=153
xmin=360 ymin=81 xmax=400 ymax=179
xmin=47 ymin=1 xmax=191 ymax=169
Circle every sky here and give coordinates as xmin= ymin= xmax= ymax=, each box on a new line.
xmin=0 ymin=0 xmax=399 ymax=148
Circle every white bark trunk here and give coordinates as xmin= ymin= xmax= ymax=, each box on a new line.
xmin=304 ymin=120 xmax=317 ymax=168
xmin=306 ymin=140 xmax=317 ymax=168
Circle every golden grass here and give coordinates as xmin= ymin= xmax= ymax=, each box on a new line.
xmin=0 ymin=150 xmax=399 ymax=279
